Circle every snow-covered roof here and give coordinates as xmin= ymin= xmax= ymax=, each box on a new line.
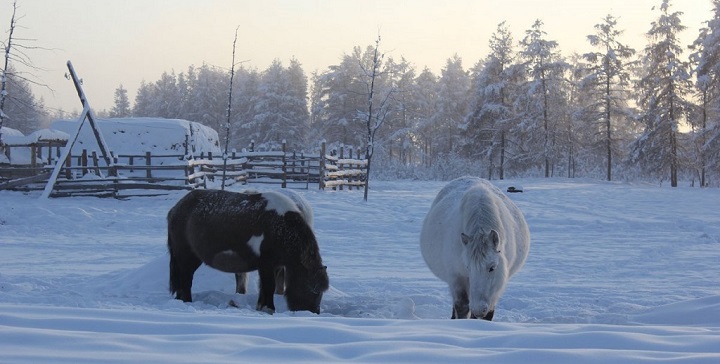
xmin=1 ymin=127 xmax=68 ymax=146
xmin=50 ymin=117 xmax=222 ymax=156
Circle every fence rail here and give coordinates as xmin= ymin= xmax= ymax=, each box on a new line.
xmin=0 ymin=141 xmax=367 ymax=197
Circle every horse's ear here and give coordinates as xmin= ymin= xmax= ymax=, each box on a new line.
xmin=489 ymin=229 xmax=500 ymax=250
xmin=461 ymin=233 xmax=471 ymax=245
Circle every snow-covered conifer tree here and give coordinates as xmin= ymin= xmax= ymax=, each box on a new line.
xmin=464 ymin=22 xmax=519 ymax=179
xmin=109 ymin=85 xmax=131 ymax=118
xmin=630 ymin=0 xmax=693 ymax=187
xmin=689 ymin=0 xmax=720 ymax=186
xmin=517 ymin=20 xmax=568 ymax=177
xmin=434 ymin=54 xmax=470 ymax=157
xmin=581 ymin=14 xmax=637 ymax=181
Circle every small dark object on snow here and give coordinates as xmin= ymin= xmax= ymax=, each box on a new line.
xmin=506 ymin=186 xmax=523 ymax=193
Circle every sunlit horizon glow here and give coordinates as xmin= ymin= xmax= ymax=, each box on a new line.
xmin=0 ymin=0 xmax=713 ymax=113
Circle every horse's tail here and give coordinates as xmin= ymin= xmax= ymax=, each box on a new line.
xmin=167 ymin=229 xmax=179 ymax=296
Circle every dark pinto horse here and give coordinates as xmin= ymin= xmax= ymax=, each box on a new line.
xmin=167 ymin=189 xmax=329 ymax=314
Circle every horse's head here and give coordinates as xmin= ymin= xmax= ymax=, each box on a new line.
xmin=461 ymin=228 xmax=509 ymax=320
xmin=285 ymin=265 xmax=329 ymax=314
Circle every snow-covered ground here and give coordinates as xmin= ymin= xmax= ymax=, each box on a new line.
xmin=1 ymin=178 xmax=719 ymax=363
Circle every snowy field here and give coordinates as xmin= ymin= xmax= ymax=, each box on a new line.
xmin=1 ymin=178 xmax=719 ymax=363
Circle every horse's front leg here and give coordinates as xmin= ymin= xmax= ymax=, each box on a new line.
xmin=274 ymin=266 xmax=286 ymax=295
xmin=255 ymin=263 xmax=276 ymax=314
xmin=450 ymin=279 xmax=471 ymax=319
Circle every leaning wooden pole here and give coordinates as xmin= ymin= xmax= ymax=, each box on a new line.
xmin=41 ymin=61 xmax=114 ymax=198
xmin=41 ymin=106 xmax=89 ymax=198
xmin=66 ymin=61 xmax=113 ymax=167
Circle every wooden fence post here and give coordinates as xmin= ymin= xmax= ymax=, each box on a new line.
xmin=30 ymin=146 xmax=38 ymax=171
xmin=65 ymin=151 xmax=72 ymax=179
xmin=338 ymin=146 xmax=344 ymax=191
xmin=81 ymin=149 xmax=88 ymax=176
xmin=46 ymin=142 xmax=53 ymax=165
xmin=145 ymin=151 xmax=152 ymax=179
xmin=319 ymin=141 xmax=326 ymax=190
xmin=35 ymin=145 xmax=42 ymax=166
xmin=109 ymin=152 xmax=118 ymax=177
xmin=207 ymin=152 xmax=213 ymax=183
xmin=91 ymin=151 xmax=101 ymax=176
xmin=281 ymin=140 xmax=287 ymax=189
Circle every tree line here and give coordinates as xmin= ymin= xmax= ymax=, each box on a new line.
xmin=4 ymin=0 xmax=720 ymax=186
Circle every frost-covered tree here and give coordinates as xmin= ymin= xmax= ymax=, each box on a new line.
xmin=412 ymin=67 xmax=440 ymax=168
xmin=247 ymin=59 xmax=309 ymax=149
xmin=465 ymin=22 xmax=519 ymax=179
xmin=232 ymin=66 xmax=260 ymax=148
xmin=285 ymin=58 xmax=311 ymax=147
xmin=434 ymin=54 xmax=470 ymax=156
xmin=0 ymin=66 xmax=44 ymax=134
xmin=175 ymin=69 xmax=193 ymax=122
xmin=109 ymin=85 xmax=131 ymax=118
xmin=630 ymin=0 xmax=693 ymax=187
xmin=581 ymin=14 xmax=637 ymax=181
xmin=192 ymin=64 xmax=227 ymax=135
xmin=154 ymin=71 xmax=180 ymax=119
xmin=310 ymin=46 xmax=372 ymax=147
xmin=377 ymin=56 xmax=416 ymax=166
xmin=517 ymin=19 xmax=569 ymax=177
xmin=132 ymin=81 xmax=154 ymax=117
xmin=689 ymin=0 xmax=720 ymax=186
xmin=1 ymin=0 xmax=46 ymax=139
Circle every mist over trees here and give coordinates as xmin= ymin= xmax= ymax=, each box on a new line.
xmin=90 ymin=1 xmax=720 ymax=186
xmin=5 ymin=0 xmax=720 ymax=186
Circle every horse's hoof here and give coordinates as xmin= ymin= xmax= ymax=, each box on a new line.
xmin=256 ymin=305 xmax=275 ymax=315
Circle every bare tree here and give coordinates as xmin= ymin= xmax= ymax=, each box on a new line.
xmin=0 ymin=0 xmax=19 ymax=142
xmin=361 ymin=35 xmax=393 ymax=201
xmin=1 ymin=0 xmax=52 ymax=142
xmin=221 ymin=26 xmax=240 ymax=191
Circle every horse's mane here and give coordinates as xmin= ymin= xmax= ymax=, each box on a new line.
xmin=277 ymin=211 xmax=324 ymax=270
xmin=461 ymin=187 xmax=503 ymax=236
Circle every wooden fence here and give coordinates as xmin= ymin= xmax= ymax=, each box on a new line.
xmin=0 ymin=141 xmax=368 ymax=197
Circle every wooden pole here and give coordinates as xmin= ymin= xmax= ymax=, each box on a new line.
xmin=319 ymin=141 xmax=326 ymax=190
xmin=66 ymin=61 xmax=113 ymax=167
xmin=145 ymin=151 xmax=152 ymax=179
xmin=81 ymin=149 xmax=88 ymax=176
xmin=41 ymin=61 xmax=113 ymax=199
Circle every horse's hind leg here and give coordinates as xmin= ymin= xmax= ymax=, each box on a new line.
xmin=169 ymin=244 xmax=202 ymax=302
xmin=235 ymin=272 xmax=248 ymax=294
xmin=450 ymin=280 xmax=471 ymax=319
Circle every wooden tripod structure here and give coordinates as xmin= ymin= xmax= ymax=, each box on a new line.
xmin=41 ymin=61 xmax=114 ymax=198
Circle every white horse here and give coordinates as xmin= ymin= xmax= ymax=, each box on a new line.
xmin=420 ymin=176 xmax=530 ymax=320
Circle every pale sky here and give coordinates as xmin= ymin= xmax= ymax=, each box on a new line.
xmin=0 ymin=0 xmax=713 ymax=114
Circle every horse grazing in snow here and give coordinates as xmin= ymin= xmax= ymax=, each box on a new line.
xmin=420 ymin=176 xmax=530 ymax=320
xmin=234 ymin=188 xmax=315 ymax=296
xmin=167 ymin=189 xmax=328 ymax=314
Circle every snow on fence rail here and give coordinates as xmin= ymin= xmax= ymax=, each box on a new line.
xmin=0 ymin=141 xmax=367 ymax=197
